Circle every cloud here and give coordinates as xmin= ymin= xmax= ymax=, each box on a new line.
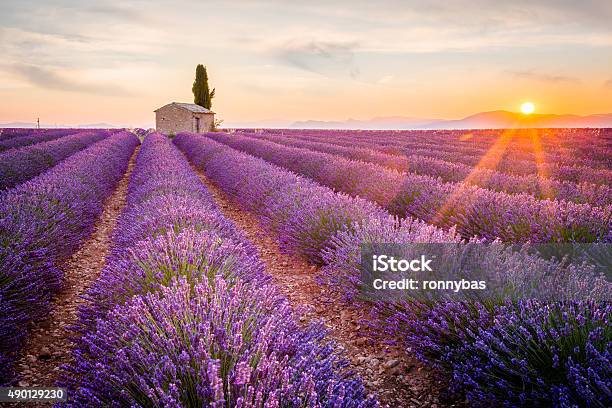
xmin=605 ymin=78 xmax=612 ymax=89
xmin=274 ymin=40 xmax=360 ymax=78
xmin=377 ymin=75 xmax=394 ymax=84
xmin=292 ymin=1 xmax=612 ymax=32
xmin=506 ymin=70 xmax=580 ymax=83
xmin=2 ymin=63 xmax=130 ymax=95
xmin=82 ymin=3 xmax=147 ymax=21
xmin=0 ymin=25 xmax=164 ymax=71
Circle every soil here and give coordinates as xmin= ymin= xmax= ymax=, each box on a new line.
xmin=194 ymin=168 xmax=464 ymax=408
xmin=9 ymin=147 xmax=139 ymax=397
xmin=2 ymin=144 xmax=462 ymax=407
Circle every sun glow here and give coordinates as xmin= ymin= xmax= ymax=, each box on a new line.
xmin=520 ymin=102 xmax=535 ymax=115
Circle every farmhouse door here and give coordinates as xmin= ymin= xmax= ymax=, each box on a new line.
xmin=195 ymin=117 xmax=201 ymax=133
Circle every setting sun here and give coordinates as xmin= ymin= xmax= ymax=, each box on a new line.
xmin=521 ymin=102 xmax=536 ymax=115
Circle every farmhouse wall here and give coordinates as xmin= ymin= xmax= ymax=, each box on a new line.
xmin=155 ymin=104 xmax=214 ymax=134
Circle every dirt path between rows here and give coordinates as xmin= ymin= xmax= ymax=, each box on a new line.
xmin=13 ymin=147 xmax=139 ymax=392
xmin=194 ymin=168 xmax=461 ymax=408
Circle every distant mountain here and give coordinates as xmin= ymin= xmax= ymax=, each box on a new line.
xmin=421 ymin=111 xmax=612 ymax=129
xmin=77 ymin=122 xmax=125 ymax=128
xmin=0 ymin=122 xmax=40 ymax=128
xmin=291 ymin=116 xmax=438 ymax=130
xmin=4 ymin=111 xmax=611 ymax=131
xmin=290 ymin=111 xmax=612 ymax=130
xmin=224 ymin=119 xmax=294 ymax=128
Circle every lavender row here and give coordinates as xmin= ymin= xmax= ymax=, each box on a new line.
xmin=254 ymin=128 xmax=612 ymax=165
xmin=0 ymin=129 xmax=82 ymax=152
xmin=395 ymin=138 xmax=610 ymax=172
xmin=324 ymin=214 xmax=609 ymax=406
xmin=0 ymin=128 xmax=83 ymax=142
xmin=0 ymin=128 xmax=31 ymax=141
xmin=0 ymin=130 xmax=113 ymax=191
xmin=174 ymin=134 xmax=608 ymax=300
xmin=387 ymin=128 xmax=611 ymax=158
xmin=327 ymin=130 xmax=611 ymax=169
xmin=62 ymin=133 xmax=375 ymax=407
xmin=243 ymin=128 xmax=611 ymax=168
xmin=0 ymin=128 xmax=71 ymax=142
xmin=206 ymin=132 xmax=611 ymax=243
xmin=246 ymin=132 xmax=611 ymax=207
xmin=175 ymin=133 xmax=403 ymax=264
xmin=174 ymin=132 xmax=609 ymax=303
xmin=177 ymin=133 xmax=611 ymax=407
xmin=398 ymin=154 xmax=610 ymax=207
xmin=404 ymin=145 xmax=612 ymax=186
xmin=397 ymin=137 xmax=610 ymax=169
xmin=0 ymin=132 xmax=139 ymax=385
xmin=384 ymin=299 xmax=611 ymax=406
xmin=264 ymin=129 xmax=612 ymax=185
xmin=253 ymin=127 xmax=612 ymax=148
xmin=268 ymin=130 xmax=612 ymax=186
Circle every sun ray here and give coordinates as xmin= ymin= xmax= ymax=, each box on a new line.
xmin=432 ymin=128 xmax=518 ymax=227
xmin=459 ymin=132 xmax=474 ymax=142
xmin=529 ymin=128 xmax=555 ymax=199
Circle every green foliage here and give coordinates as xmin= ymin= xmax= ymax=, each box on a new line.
xmin=192 ymin=64 xmax=215 ymax=110
xmin=212 ymin=118 xmax=224 ymax=131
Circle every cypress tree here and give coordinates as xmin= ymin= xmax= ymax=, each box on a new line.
xmin=192 ymin=64 xmax=215 ymax=109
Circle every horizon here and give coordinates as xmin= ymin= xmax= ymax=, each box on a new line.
xmin=3 ymin=108 xmax=612 ymax=130
xmin=1 ymin=1 xmax=612 ymax=127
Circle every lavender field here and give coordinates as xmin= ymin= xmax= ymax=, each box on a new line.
xmin=0 ymin=128 xmax=610 ymax=407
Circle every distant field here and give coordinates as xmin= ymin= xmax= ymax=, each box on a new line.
xmin=1 ymin=127 xmax=610 ymax=407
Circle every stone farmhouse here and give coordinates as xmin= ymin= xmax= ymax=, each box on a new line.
xmin=154 ymin=102 xmax=215 ymax=134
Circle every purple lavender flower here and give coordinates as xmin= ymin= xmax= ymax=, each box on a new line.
xmin=0 ymin=128 xmax=83 ymax=152
xmin=175 ymin=130 xmax=610 ymax=407
xmin=201 ymin=132 xmax=610 ymax=243
xmin=252 ymin=128 xmax=611 ymax=186
xmin=174 ymin=133 xmax=390 ymax=264
xmin=0 ymin=132 xmax=139 ymax=385
xmin=63 ymin=133 xmax=375 ymax=407
xmin=0 ymin=130 xmax=113 ymax=190
xmin=453 ymin=300 xmax=611 ymax=407
xmin=245 ymin=132 xmax=611 ymax=207
xmin=64 ymin=279 xmax=376 ymax=407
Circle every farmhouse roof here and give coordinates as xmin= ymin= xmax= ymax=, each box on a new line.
xmin=154 ymin=102 xmax=214 ymax=114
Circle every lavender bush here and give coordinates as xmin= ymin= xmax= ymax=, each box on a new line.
xmin=64 ymin=133 xmax=376 ymax=407
xmin=266 ymin=129 xmax=612 ymax=186
xmin=266 ymin=128 xmax=612 ymax=184
xmin=320 ymin=215 xmax=461 ymax=300
xmin=452 ymin=300 xmax=611 ymax=407
xmin=79 ymin=226 xmax=268 ymax=331
xmin=0 ymin=130 xmax=111 ymax=190
xmin=247 ymin=132 xmax=611 ymax=207
xmin=0 ymin=128 xmax=80 ymax=152
xmin=0 ymin=132 xmax=138 ymax=385
xmin=174 ymin=133 xmax=390 ymax=264
xmin=0 ymin=128 xmax=68 ymax=142
xmin=66 ymin=278 xmax=375 ymax=408
xmin=205 ymin=132 xmax=610 ymax=243
xmin=322 ymin=211 xmax=609 ymax=406
xmin=365 ymin=133 xmax=609 ymax=170
xmin=175 ymin=132 xmax=610 ymax=407
xmin=399 ymin=145 xmax=612 ymax=186
xmin=74 ymin=132 xmax=255 ymax=330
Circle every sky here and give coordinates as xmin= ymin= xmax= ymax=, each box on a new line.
xmin=1 ymin=0 xmax=612 ymax=127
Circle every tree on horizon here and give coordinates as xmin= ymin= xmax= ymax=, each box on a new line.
xmin=192 ymin=64 xmax=215 ymax=110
